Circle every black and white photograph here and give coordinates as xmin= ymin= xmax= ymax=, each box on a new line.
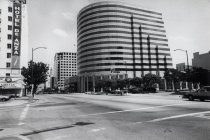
xmin=0 ymin=0 xmax=210 ymax=139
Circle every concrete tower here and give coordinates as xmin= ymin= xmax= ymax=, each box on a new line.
xmin=0 ymin=0 xmax=28 ymax=95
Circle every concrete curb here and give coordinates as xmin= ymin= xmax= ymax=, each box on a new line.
xmin=0 ymin=96 xmax=40 ymax=108
xmin=0 ymin=128 xmax=32 ymax=138
xmin=51 ymin=93 xmax=182 ymax=105
xmin=0 ymin=99 xmax=27 ymax=108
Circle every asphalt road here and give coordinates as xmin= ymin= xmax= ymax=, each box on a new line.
xmin=0 ymin=93 xmax=210 ymax=140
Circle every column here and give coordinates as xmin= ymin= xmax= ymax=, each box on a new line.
xmin=92 ymin=75 xmax=95 ymax=92
xmin=147 ymin=35 xmax=151 ymax=73
xmin=130 ymin=15 xmax=136 ymax=78
xmin=139 ymin=25 xmax=144 ymax=77
xmin=86 ymin=76 xmax=89 ymax=92
xmin=155 ymin=46 xmax=160 ymax=76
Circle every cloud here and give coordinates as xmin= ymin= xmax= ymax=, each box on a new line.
xmin=52 ymin=28 xmax=69 ymax=37
xmin=62 ymin=12 xmax=76 ymax=21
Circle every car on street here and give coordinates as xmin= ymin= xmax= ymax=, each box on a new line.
xmin=0 ymin=95 xmax=10 ymax=102
xmin=128 ymin=87 xmax=143 ymax=94
xmin=182 ymin=86 xmax=210 ymax=101
xmin=107 ymin=89 xmax=128 ymax=95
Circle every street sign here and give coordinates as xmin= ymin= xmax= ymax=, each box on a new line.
xmin=0 ymin=77 xmax=24 ymax=89
xmin=0 ymin=83 xmax=22 ymax=89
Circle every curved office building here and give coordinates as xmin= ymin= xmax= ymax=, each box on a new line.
xmin=77 ymin=1 xmax=173 ymax=78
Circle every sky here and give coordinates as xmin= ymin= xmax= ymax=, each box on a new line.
xmin=27 ymin=0 xmax=210 ymax=69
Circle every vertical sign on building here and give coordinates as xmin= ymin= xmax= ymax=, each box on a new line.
xmin=11 ymin=1 xmax=21 ymax=74
xmin=21 ymin=0 xmax=26 ymax=4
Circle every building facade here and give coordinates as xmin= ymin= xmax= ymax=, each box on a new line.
xmin=192 ymin=51 xmax=210 ymax=86
xmin=76 ymin=1 xmax=173 ymax=92
xmin=0 ymin=0 xmax=28 ymax=95
xmin=176 ymin=63 xmax=186 ymax=72
xmin=54 ymin=52 xmax=77 ymax=90
xmin=77 ymin=1 xmax=172 ymax=79
xmin=192 ymin=51 xmax=210 ymax=71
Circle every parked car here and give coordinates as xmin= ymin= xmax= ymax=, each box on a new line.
xmin=0 ymin=95 xmax=11 ymax=102
xmin=128 ymin=88 xmax=143 ymax=94
xmin=108 ymin=89 xmax=127 ymax=96
xmin=182 ymin=86 xmax=210 ymax=101
xmin=143 ymin=87 xmax=156 ymax=93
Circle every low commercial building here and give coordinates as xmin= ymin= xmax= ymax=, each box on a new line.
xmin=176 ymin=63 xmax=186 ymax=72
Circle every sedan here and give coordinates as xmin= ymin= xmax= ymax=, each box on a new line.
xmin=183 ymin=86 xmax=210 ymax=101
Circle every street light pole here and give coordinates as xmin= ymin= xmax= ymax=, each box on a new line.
xmin=174 ymin=49 xmax=189 ymax=70
xmin=31 ymin=47 xmax=47 ymax=97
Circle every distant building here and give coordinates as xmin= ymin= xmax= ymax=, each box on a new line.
xmin=176 ymin=63 xmax=186 ymax=72
xmin=176 ymin=63 xmax=192 ymax=71
xmin=50 ymin=76 xmax=55 ymax=89
xmin=192 ymin=51 xmax=210 ymax=70
xmin=192 ymin=51 xmax=210 ymax=86
xmin=54 ymin=52 xmax=77 ymax=90
xmin=0 ymin=0 xmax=28 ymax=96
xmin=45 ymin=68 xmax=53 ymax=88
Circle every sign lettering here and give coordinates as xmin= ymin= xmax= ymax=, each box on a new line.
xmin=13 ymin=0 xmax=26 ymax=4
xmin=11 ymin=2 xmax=21 ymax=70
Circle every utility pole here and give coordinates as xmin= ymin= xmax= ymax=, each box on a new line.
xmin=31 ymin=47 xmax=47 ymax=97
xmin=174 ymin=49 xmax=189 ymax=70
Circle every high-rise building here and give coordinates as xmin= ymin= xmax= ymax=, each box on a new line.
xmin=77 ymin=1 xmax=173 ymax=79
xmin=54 ymin=52 xmax=77 ymax=90
xmin=0 ymin=0 xmax=28 ymax=95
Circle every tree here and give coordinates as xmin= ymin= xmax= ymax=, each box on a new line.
xmin=190 ymin=67 xmax=209 ymax=88
xmin=143 ymin=73 xmax=161 ymax=92
xmin=116 ymin=79 xmax=127 ymax=90
xmin=95 ymin=80 xmax=104 ymax=91
xmin=164 ymin=68 xmax=182 ymax=91
xmin=130 ymin=77 xmax=142 ymax=88
xmin=95 ymin=79 xmax=112 ymax=92
xmin=21 ymin=61 xmax=49 ymax=96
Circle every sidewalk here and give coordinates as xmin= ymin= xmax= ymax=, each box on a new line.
xmin=0 ymin=96 xmax=38 ymax=108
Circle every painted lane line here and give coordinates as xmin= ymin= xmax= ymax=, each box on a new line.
xmin=19 ymin=104 xmax=30 ymax=120
xmin=147 ymin=111 xmax=210 ymax=122
xmin=196 ymin=116 xmax=210 ymax=120
xmin=15 ymin=135 xmax=31 ymax=140
xmin=74 ymin=102 xmax=201 ymax=118
xmin=18 ymin=122 xmax=25 ymax=126
xmin=18 ymin=104 xmax=30 ymax=125
xmin=194 ymin=113 xmax=210 ymax=120
xmin=91 ymin=127 xmax=106 ymax=132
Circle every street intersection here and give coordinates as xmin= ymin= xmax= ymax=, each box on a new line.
xmin=0 ymin=93 xmax=210 ymax=140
